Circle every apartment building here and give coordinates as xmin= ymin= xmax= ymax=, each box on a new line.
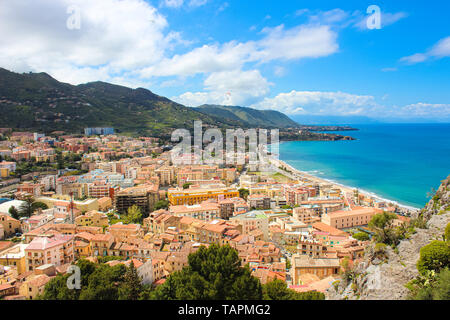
xmin=75 ymin=210 xmax=109 ymax=228
xmin=168 ymin=187 xmax=239 ymax=206
xmin=230 ymin=211 xmax=269 ymax=241
xmin=321 ymin=207 xmax=380 ymax=229
xmin=247 ymin=194 xmax=271 ymax=210
xmin=169 ymin=202 xmax=220 ymax=221
xmin=25 ymin=235 xmax=74 ymax=272
xmin=115 ymin=184 xmax=159 ymax=214
xmin=0 ymin=243 xmax=27 ymax=274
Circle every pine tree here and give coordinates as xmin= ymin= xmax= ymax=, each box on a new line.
xmin=119 ymin=261 xmax=142 ymax=300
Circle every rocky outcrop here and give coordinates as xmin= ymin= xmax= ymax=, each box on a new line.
xmin=327 ymin=175 xmax=450 ymax=300
xmin=420 ymin=175 xmax=450 ymax=220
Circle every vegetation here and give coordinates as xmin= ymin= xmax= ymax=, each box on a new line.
xmin=39 ymin=259 xmax=151 ymax=300
xmin=262 ymin=278 xmax=325 ymax=300
xmin=153 ymin=244 xmax=262 ymax=300
xmin=123 ymin=205 xmax=143 ymax=224
xmin=238 ymin=188 xmax=249 ymax=201
xmin=416 ymin=240 xmax=450 ymax=275
xmin=8 ymin=206 xmax=20 ymax=220
xmin=195 ymin=104 xmax=300 ymax=129
xmin=407 ymin=224 xmax=450 ymax=300
xmin=0 ymin=68 xmax=247 ymax=137
xmin=368 ymin=212 xmax=398 ymax=245
xmin=154 ymin=200 xmax=170 ymax=211
xmin=407 ymin=268 xmax=450 ymax=300
xmin=352 ymin=232 xmax=370 ymax=241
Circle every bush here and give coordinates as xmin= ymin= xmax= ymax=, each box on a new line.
xmin=352 ymin=232 xmax=370 ymax=241
xmin=417 ymin=241 xmax=450 ymax=275
xmin=445 ymin=223 xmax=450 ymax=242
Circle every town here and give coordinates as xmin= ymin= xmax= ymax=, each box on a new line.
xmin=0 ymin=127 xmax=416 ymax=300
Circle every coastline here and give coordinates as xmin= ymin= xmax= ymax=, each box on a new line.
xmin=269 ymin=156 xmax=420 ymax=212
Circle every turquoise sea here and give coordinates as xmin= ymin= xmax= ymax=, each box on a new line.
xmin=278 ymin=123 xmax=450 ymax=209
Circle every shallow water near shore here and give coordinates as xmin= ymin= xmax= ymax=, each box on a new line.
xmin=277 ymin=123 xmax=450 ymax=208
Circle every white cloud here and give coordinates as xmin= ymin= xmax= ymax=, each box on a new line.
xmin=173 ymin=69 xmax=271 ymax=106
xmin=0 ymin=0 xmax=180 ymax=85
xmin=251 ymin=91 xmax=377 ymax=115
xmin=188 ymin=0 xmax=208 ymax=7
xmin=162 ymin=0 xmax=184 ymax=8
xmin=250 ymin=90 xmax=450 ymax=120
xmin=143 ymin=24 xmax=338 ymax=77
xmin=400 ymin=36 xmax=450 ymax=64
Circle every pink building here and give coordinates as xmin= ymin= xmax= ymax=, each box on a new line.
xmin=25 ymin=234 xmax=74 ymax=272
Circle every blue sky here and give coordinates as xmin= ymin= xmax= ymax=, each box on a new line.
xmin=0 ymin=0 xmax=449 ymax=122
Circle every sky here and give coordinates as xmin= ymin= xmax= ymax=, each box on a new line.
xmin=0 ymin=0 xmax=449 ymax=122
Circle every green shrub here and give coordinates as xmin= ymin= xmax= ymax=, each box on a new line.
xmin=352 ymin=232 xmax=370 ymax=241
xmin=417 ymin=241 xmax=450 ymax=275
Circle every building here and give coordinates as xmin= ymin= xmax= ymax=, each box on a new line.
xmin=75 ymin=210 xmax=109 ymax=228
xmin=169 ymin=202 xmax=220 ymax=221
xmin=291 ymin=254 xmax=340 ymax=284
xmin=19 ymin=274 xmax=52 ymax=300
xmin=247 ymin=194 xmax=271 ymax=210
xmin=0 ymin=214 xmax=21 ymax=237
xmin=115 ymin=184 xmax=159 ymax=215
xmin=0 ymin=243 xmax=27 ymax=274
xmin=25 ymin=235 xmax=74 ymax=272
xmin=321 ymin=207 xmax=380 ymax=229
xmin=168 ymin=187 xmax=239 ymax=206
xmin=230 ymin=211 xmax=269 ymax=241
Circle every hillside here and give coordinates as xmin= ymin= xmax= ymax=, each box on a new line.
xmin=327 ymin=175 xmax=450 ymax=300
xmin=0 ymin=68 xmax=243 ymax=137
xmin=195 ymin=104 xmax=300 ymax=129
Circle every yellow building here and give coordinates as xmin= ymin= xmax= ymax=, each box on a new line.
xmin=0 ymin=214 xmax=21 ymax=237
xmin=168 ymin=187 xmax=239 ymax=206
xmin=0 ymin=168 xmax=9 ymax=178
xmin=75 ymin=210 xmax=109 ymax=228
xmin=19 ymin=274 xmax=52 ymax=300
xmin=291 ymin=254 xmax=340 ymax=284
xmin=0 ymin=244 xmax=27 ymax=274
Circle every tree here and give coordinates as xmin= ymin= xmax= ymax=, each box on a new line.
xmin=31 ymin=201 xmax=48 ymax=212
xmin=8 ymin=206 xmax=20 ymax=220
xmin=153 ymin=244 xmax=262 ymax=300
xmin=368 ymin=212 xmax=398 ymax=245
xmin=18 ymin=195 xmax=35 ymax=218
xmin=262 ymin=279 xmax=325 ymax=300
xmin=118 ymin=262 xmax=142 ymax=300
xmin=154 ymin=200 xmax=169 ymax=211
xmin=79 ymin=264 xmax=127 ymax=300
xmin=445 ymin=223 xmax=450 ymax=242
xmin=238 ymin=188 xmax=249 ymax=201
xmin=417 ymin=241 xmax=450 ymax=275
xmin=124 ymin=205 xmax=142 ymax=224
xmin=263 ymin=278 xmax=294 ymax=300
xmin=352 ymin=232 xmax=370 ymax=241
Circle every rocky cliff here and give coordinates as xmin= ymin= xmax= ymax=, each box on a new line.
xmin=327 ymin=175 xmax=450 ymax=300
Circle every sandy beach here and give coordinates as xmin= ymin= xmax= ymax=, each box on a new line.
xmin=269 ymin=157 xmax=420 ymax=212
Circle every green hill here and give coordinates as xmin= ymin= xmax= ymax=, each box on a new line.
xmin=0 ymin=68 xmax=244 ymax=137
xmin=195 ymin=104 xmax=299 ymax=128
